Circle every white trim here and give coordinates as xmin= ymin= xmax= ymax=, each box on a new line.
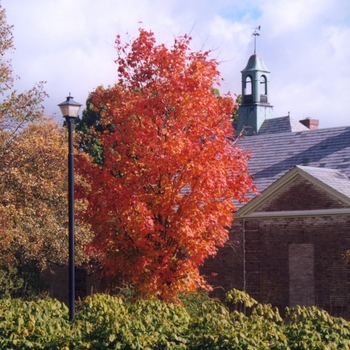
xmin=235 ymin=208 xmax=350 ymax=220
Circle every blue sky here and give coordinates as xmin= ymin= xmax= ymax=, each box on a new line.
xmin=2 ymin=0 xmax=350 ymax=128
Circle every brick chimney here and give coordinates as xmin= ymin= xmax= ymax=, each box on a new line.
xmin=299 ymin=118 xmax=319 ymax=130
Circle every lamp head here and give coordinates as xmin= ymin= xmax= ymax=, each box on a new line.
xmin=58 ymin=93 xmax=82 ymax=118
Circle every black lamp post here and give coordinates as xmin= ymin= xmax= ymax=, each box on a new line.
xmin=58 ymin=94 xmax=82 ymax=321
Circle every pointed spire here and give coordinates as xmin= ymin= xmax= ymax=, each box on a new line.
xmin=252 ymin=26 xmax=261 ymax=54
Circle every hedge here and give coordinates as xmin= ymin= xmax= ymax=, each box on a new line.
xmin=0 ymin=290 xmax=349 ymax=349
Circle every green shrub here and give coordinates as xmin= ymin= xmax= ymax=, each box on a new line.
xmin=125 ymin=299 xmax=189 ymax=349
xmin=0 ymin=290 xmax=350 ymax=349
xmin=73 ymin=293 xmax=128 ymax=349
xmin=284 ymin=305 xmax=350 ymax=349
xmin=75 ymin=293 xmax=189 ymax=349
xmin=0 ymin=298 xmax=72 ymax=349
xmin=184 ymin=294 xmax=236 ymax=349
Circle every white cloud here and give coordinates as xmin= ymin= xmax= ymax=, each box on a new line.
xmin=1 ymin=0 xmax=350 ymax=127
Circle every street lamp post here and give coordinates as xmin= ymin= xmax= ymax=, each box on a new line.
xmin=58 ymin=94 xmax=82 ymax=321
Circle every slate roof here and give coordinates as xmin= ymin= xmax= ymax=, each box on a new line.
xmin=296 ymin=165 xmax=350 ymax=199
xmin=237 ymin=125 xmax=350 ymax=208
xmin=258 ymin=116 xmax=309 ymax=135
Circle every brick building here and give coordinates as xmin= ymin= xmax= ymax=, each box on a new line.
xmin=203 ymin=53 xmax=350 ymax=318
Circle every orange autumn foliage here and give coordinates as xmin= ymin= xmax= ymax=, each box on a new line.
xmin=77 ymin=29 xmax=255 ymax=299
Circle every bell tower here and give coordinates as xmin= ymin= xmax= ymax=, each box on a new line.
xmin=237 ymin=53 xmax=273 ymax=135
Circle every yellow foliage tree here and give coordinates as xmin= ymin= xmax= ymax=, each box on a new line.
xmin=0 ymin=118 xmax=92 ymax=270
xmin=0 ymin=5 xmax=92 ymax=296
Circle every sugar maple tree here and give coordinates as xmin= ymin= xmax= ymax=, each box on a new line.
xmin=77 ymin=29 xmax=255 ymax=299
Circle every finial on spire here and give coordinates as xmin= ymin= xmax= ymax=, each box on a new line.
xmin=252 ymin=26 xmax=261 ymax=54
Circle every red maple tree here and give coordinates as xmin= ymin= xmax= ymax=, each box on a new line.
xmin=77 ymin=29 xmax=255 ymax=299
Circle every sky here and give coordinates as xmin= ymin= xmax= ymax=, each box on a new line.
xmin=2 ymin=0 xmax=350 ymax=128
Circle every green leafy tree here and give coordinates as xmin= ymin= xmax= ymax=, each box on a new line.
xmin=232 ymin=94 xmax=242 ymax=121
xmin=75 ymin=93 xmax=105 ymax=167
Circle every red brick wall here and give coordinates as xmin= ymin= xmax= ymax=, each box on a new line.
xmin=202 ymin=177 xmax=350 ymax=318
xmin=201 ymin=220 xmax=244 ymax=300
xmin=203 ymin=215 xmax=350 ymax=318
xmin=258 ymin=177 xmax=348 ymax=211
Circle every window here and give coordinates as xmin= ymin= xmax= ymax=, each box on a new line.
xmin=244 ymin=76 xmax=252 ymax=95
xmin=260 ymin=75 xmax=267 ymax=95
